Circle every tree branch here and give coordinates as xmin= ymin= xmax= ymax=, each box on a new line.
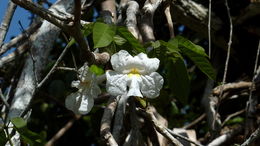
xmin=45 ymin=115 xmax=81 ymax=146
xmin=0 ymin=1 xmax=17 ymax=46
xmin=125 ymin=1 xmax=142 ymax=42
xmin=139 ymin=0 xmax=162 ymax=42
xmin=100 ymin=96 xmax=119 ymax=146
xmin=142 ymin=106 xmax=183 ymax=146
xmin=0 ymin=22 xmax=41 ymax=56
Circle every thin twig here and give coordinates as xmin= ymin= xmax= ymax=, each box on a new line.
xmin=56 ymin=67 xmax=77 ymax=72
xmin=208 ymin=0 xmax=212 ymax=58
xmin=0 ymin=1 xmax=17 ymax=46
xmin=222 ymin=109 xmax=245 ymax=126
xmin=220 ymin=0 xmax=233 ymax=98
xmin=166 ymin=128 xmax=203 ymax=146
xmin=0 ymin=89 xmax=10 ymax=109
xmin=241 ymin=126 xmax=260 ymax=146
xmin=45 ymin=115 xmax=81 ymax=146
xmin=37 ymin=43 xmax=71 ymax=88
xmin=0 ymin=22 xmax=41 ymax=56
xmin=183 ymin=113 xmax=206 ymax=129
xmin=212 ymin=0 xmax=233 ymax=135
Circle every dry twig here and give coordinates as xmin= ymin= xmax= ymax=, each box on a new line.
xmin=45 ymin=115 xmax=81 ymax=146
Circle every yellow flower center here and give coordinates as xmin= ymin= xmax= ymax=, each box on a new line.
xmin=128 ymin=68 xmax=141 ymax=77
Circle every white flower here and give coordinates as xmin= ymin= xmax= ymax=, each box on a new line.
xmin=106 ymin=50 xmax=164 ymax=98
xmin=65 ymin=64 xmax=101 ymax=114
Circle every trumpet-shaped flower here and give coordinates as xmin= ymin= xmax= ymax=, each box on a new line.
xmin=65 ymin=64 xmax=101 ymax=114
xmin=106 ymin=50 xmax=164 ymax=98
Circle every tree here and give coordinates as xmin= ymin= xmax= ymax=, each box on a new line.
xmin=0 ymin=0 xmax=259 ymax=145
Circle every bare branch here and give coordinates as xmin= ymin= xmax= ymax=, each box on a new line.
xmin=45 ymin=115 xmax=81 ymax=146
xmin=142 ymin=106 xmax=183 ymax=146
xmin=100 ymin=97 xmax=119 ymax=146
xmin=0 ymin=41 xmax=29 ymax=68
xmin=212 ymin=0 xmax=233 ymax=137
xmin=219 ymin=0 xmax=233 ymax=98
xmin=0 ymin=1 xmax=17 ymax=46
xmin=101 ymin=0 xmax=117 ymax=23
xmin=7 ymin=0 xmax=80 ymax=119
xmin=241 ymin=126 xmax=260 ymax=146
xmin=0 ymin=22 xmax=41 ymax=56
xmin=164 ymin=3 xmax=175 ymax=38
xmin=11 ymin=0 xmax=96 ymax=64
xmin=37 ymin=42 xmax=71 ymax=88
xmin=0 ymin=89 xmax=10 ymax=109
xmin=245 ymin=40 xmax=260 ymax=136
xmin=112 ymin=95 xmax=127 ymax=143
xmin=11 ymin=0 xmax=71 ymax=30
xmin=166 ymin=128 xmax=203 ymax=146
xmin=183 ymin=113 xmax=206 ymax=129
xmin=213 ymin=81 xmax=252 ymax=95
xmin=125 ymin=1 xmax=142 ymax=42
xmin=222 ymin=109 xmax=245 ymax=126
xmin=139 ymin=0 xmax=163 ymax=42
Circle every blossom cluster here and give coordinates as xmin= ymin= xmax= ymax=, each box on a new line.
xmin=65 ymin=50 xmax=164 ymax=114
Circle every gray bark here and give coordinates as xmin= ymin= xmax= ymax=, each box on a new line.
xmin=7 ymin=0 xmax=84 ymax=119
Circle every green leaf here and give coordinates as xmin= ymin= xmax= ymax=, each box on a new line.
xmin=174 ymin=36 xmax=208 ymax=57
xmin=170 ymin=101 xmax=179 ymax=114
xmin=93 ymin=22 xmax=115 ymax=48
xmin=0 ymin=130 xmax=8 ymax=146
xmin=117 ymin=26 xmax=145 ymax=53
xmin=90 ymin=65 xmax=104 ymax=75
xmin=170 ymin=36 xmax=216 ymax=80
xmin=166 ymin=57 xmax=190 ymax=104
xmin=11 ymin=117 xmax=27 ymax=129
xmin=225 ymin=117 xmax=244 ymax=125
xmin=113 ymin=35 xmax=127 ymax=46
xmin=82 ymin=23 xmax=94 ymax=36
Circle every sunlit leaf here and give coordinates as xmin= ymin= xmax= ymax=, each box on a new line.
xmin=89 ymin=65 xmax=104 ymax=75
xmin=93 ymin=22 xmax=115 ymax=48
xmin=11 ymin=117 xmax=27 ymax=129
xmin=113 ymin=35 xmax=127 ymax=46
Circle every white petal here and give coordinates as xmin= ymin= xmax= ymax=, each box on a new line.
xmin=141 ymin=72 xmax=164 ymax=98
xmin=127 ymin=75 xmax=142 ymax=97
xmin=110 ymin=50 xmax=160 ymax=75
xmin=65 ymin=92 xmax=81 ymax=114
xmin=110 ymin=50 xmax=133 ymax=73
xmin=106 ymin=71 xmax=128 ymax=96
xmin=78 ymin=94 xmax=94 ymax=114
xmin=134 ymin=53 xmax=160 ymax=74
xmin=71 ymin=80 xmax=80 ymax=88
